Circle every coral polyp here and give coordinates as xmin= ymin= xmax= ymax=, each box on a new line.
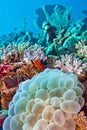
xmin=3 ymin=68 xmax=85 ymax=130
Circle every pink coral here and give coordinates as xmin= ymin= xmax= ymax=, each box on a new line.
xmin=54 ymin=54 xmax=87 ymax=74
xmin=75 ymin=40 xmax=87 ymax=58
xmin=23 ymin=44 xmax=47 ymax=61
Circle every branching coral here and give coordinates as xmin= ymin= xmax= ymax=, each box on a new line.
xmin=16 ymin=61 xmax=39 ymax=81
xmin=23 ymin=44 xmax=47 ymax=61
xmin=1 ymin=42 xmax=30 ymax=64
xmin=75 ymin=40 xmax=87 ymax=58
xmin=54 ymin=54 xmax=87 ymax=74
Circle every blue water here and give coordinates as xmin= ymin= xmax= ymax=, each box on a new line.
xmin=0 ymin=0 xmax=87 ymax=35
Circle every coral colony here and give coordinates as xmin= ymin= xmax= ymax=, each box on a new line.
xmin=0 ymin=4 xmax=87 ymax=130
xmin=3 ymin=69 xmax=85 ymax=130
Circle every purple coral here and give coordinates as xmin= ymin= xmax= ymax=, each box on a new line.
xmin=23 ymin=44 xmax=47 ymax=61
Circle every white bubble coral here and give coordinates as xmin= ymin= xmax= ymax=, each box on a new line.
xmin=14 ymin=97 xmax=28 ymax=115
xmin=33 ymin=119 xmax=47 ymax=130
xmin=10 ymin=115 xmax=23 ymax=130
xmin=47 ymin=122 xmax=65 ymax=130
xmin=24 ymin=114 xmax=37 ymax=129
xmin=61 ymin=100 xmax=81 ymax=114
xmin=51 ymin=97 xmax=62 ymax=108
xmin=63 ymin=89 xmax=76 ymax=100
xmin=32 ymin=101 xmax=45 ymax=116
xmin=3 ymin=116 xmax=11 ymax=130
xmin=42 ymin=105 xmax=55 ymax=122
xmin=3 ymin=68 xmax=85 ymax=130
xmin=53 ymin=109 xmax=65 ymax=126
xmin=63 ymin=119 xmax=76 ymax=130
xmin=35 ymin=89 xmax=48 ymax=100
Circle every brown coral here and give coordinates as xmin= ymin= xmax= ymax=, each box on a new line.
xmin=1 ymin=87 xmax=17 ymax=109
xmin=75 ymin=111 xmax=87 ymax=130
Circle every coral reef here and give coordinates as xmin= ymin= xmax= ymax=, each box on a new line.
xmin=75 ymin=111 xmax=87 ymax=130
xmin=35 ymin=4 xmax=72 ymax=29
xmin=23 ymin=44 xmax=47 ymax=61
xmin=1 ymin=88 xmax=17 ymax=109
xmin=3 ymin=68 xmax=85 ymax=130
xmin=0 ymin=4 xmax=87 ymax=130
xmin=75 ymin=40 xmax=87 ymax=59
xmin=53 ymin=54 xmax=87 ymax=75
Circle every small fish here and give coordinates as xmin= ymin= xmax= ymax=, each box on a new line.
xmin=32 ymin=59 xmax=46 ymax=71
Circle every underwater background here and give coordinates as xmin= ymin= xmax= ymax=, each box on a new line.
xmin=0 ymin=0 xmax=87 ymax=35
xmin=0 ymin=0 xmax=87 ymax=130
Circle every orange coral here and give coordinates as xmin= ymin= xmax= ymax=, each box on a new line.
xmin=75 ymin=111 xmax=87 ymax=130
xmin=1 ymin=87 xmax=17 ymax=109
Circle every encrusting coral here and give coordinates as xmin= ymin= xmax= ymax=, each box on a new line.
xmin=3 ymin=68 xmax=85 ymax=130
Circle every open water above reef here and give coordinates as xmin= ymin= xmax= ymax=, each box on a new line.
xmin=0 ymin=0 xmax=87 ymax=35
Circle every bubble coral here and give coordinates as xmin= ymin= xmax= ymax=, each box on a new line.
xmin=3 ymin=68 xmax=85 ymax=130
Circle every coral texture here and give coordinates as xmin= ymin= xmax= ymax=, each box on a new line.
xmin=3 ymin=68 xmax=85 ymax=130
xmin=35 ymin=4 xmax=72 ymax=29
